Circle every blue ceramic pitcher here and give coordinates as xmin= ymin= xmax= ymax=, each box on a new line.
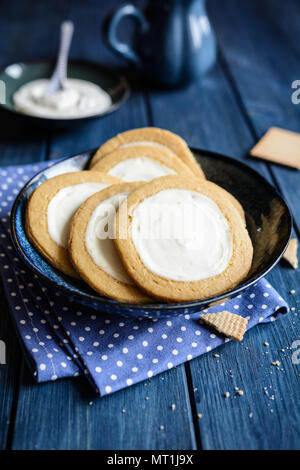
xmin=104 ymin=0 xmax=217 ymax=87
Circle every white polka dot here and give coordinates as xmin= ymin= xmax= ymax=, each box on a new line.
xmin=61 ymin=362 xmax=67 ymax=368
xmin=119 ymin=322 xmax=125 ymax=327
xmin=262 ymin=304 xmax=267 ymax=309
xmin=32 ymin=348 xmax=38 ymax=353
xmin=117 ymin=361 xmax=123 ymax=367
xmin=132 ymin=367 xmax=138 ymax=372
xmin=259 ymin=317 xmax=264 ymax=322
xmin=95 ymin=367 xmax=102 ymax=373
xmin=167 ymin=362 xmax=173 ymax=369
xmin=127 ymin=379 xmax=133 ymax=385
xmin=181 ymin=326 xmax=186 ymax=331
xmin=85 ymin=326 xmax=91 ymax=331
xmin=263 ymin=292 xmax=269 ymax=297
xmin=47 ymin=353 xmax=53 ymax=358
xmin=195 ymin=330 xmax=201 ymax=336
xmin=157 ymin=345 xmax=163 ymax=351
xmin=234 ymin=305 xmax=239 ymax=309
xmin=172 ymin=349 xmax=178 ymax=355
xmin=206 ymin=346 xmax=211 ymax=352
xmin=25 ymin=335 xmax=31 ymax=340
xmin=177 ymin=337 xmax=182 ymax=343
xmin=147 ymin=370 xmax=153 ymax=378
xmin=51 ymin=375 xmax=57 ymax=381
xmin=87 ymin=351 xmax=93 ymax=356
xmin=111 ymin=374 xmax=117 ymax=380
xmin=105 ymin=386 xmax=112 ymax=393
xmin=148 ymin=327 xmax=153 ymax=333
xmin=192 ymin=342 xmax=197 ymax=348
xmin=79 ymin=336 xmax=85 ymax=342
xmin=142 ymin=341 xmax=148 ymax=347
xmin=102 ymin=355 xmax=108 ymax=360
xmin=162 ymin=334 xmax=167 ymax=339
xmin=210 ymin=333 xmax=216 ymax=338
xmin=128 ymin=335 xmax=134 ymax=340
xmin=108 ymin=344 xmax=114 ymax=348
xmin=122 ymin=347 xmax=128 ymax=354
xmin=113 ymin=333 xmax=119 ymax=338
xmin=20 ymin=320 xmax=25 ymax=324
xmin=152 ymin=358 xmax=158 ymax=363
xmin=137 ymin=353 xmax=143 ymax=359
xmin=93 ymin=342 xmax=99 ymax=347
xmin=166 ymin=321 xmax=172 ymax=326
xmin=187 ymin=354 xmax=193 ymax=360
xmin=40 ymin=364 xmax=46 ymax=370
xmin=247 ymin=304 xmax=253 ymax=309
xmin=99 ymin=329 xmax=105 ymax=335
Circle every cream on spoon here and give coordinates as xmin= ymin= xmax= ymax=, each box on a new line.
xmin=13 ymin=21 xmax=112 ymax=119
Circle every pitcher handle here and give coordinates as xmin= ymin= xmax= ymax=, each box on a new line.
xmin=103 ymin=3 xmax=148 ymax=65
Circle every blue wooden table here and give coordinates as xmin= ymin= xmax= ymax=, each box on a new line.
xmin=0 ymin=0 xmax=299 ymax=450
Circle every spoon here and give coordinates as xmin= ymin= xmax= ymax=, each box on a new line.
xmin=45 ymin=21 xmax=74 ymax=95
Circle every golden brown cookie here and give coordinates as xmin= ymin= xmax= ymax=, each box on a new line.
xmin=89 ymin=127 xmax=205 ymax=178
xmin=69 ymin=182 xmax=151 ymax=303
xmin=114 ymin=175 xmax=253 ymax=302
xmin=209 ymin=183 xmax=246 ymax=225
xmin=91 ymin=145 xmax=195 ymax=182
xmin=26 ymin=171 xmax=121 ymax=277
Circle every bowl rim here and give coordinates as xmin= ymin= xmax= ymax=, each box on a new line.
xmin=10 ymin=147 xmax=293 ymax=310
xmin=0 ymin=58 xmax=130 ymax=122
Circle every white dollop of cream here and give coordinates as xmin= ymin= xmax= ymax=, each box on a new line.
xmin=85 ymin=192 xmax=133 ymax=284
xmin=131 ymin=189 xmax=233 ymax=281
xmin=13 ymin=78 xmax=112 ymax=119
xmin=108 ymin=156 xmax=176 ymax=182
xmin=120 ymin=141 xmax=169 ymax=151
xmin=47 ymin=182 xmax=108 ymax=247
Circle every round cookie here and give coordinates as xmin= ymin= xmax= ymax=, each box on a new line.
xmin=26 ymin=171 xmax=121 ymax=278
xmin=114 ymin=175 xmax=253 ymax=302
xmin=91 ymin=145 xmax=195 ymax=182
xmin=89 ymin=127 xmax=205 ymax=178
xmin=209 ymin=183 xmax=246 ymax=225
xmin=69 ymin=182 xmax=151 ymax=303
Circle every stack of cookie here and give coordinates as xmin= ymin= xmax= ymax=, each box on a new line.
xmin=26 ymin=127 xmax=253 ymax=303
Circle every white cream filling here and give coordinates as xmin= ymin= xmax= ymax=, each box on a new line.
xmin=13 ymin=78 xmax=112 ymax=119
xmin=47 ymin=182 xmax=108 ymax=247
xmin=131 ymin=189 xmax=233 ymax=281
xmin=85 ymin=192 xmax=133 ymax=284
xmin=108 ymin=156 xmax=176 ymax=182
xmin=120 ymin=141 xmax=169 ymax=151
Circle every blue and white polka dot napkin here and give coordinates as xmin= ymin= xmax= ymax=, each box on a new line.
xmin=0 ymin=161 xmax=289 ymax=396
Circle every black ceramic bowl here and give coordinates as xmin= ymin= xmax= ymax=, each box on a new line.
xmin=0 ymin=60 xmax=130 ymax=129
xmin=10 ymin=148 xmax=292 ymax=318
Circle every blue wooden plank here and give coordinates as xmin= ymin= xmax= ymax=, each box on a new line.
xmin=12 ymin=365 xmax=196 ymax=450
xmin=209 ymin=0 xmax=300 ymax=232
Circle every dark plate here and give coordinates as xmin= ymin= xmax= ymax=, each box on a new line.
xmin=10 ymin=148 xmax=292 ymax=318
xmin=0 ymin=60 xmax=130 ymax=129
